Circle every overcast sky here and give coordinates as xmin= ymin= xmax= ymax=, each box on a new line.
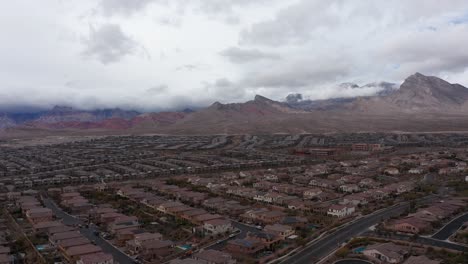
xmin=1 ymin=0 xmax=468 ymax=111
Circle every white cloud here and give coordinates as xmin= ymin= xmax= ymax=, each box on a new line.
xmin=82 ymin=23 xmax=138 ymax=64
xmin=0 ymin=0 xmax=467 ymax=111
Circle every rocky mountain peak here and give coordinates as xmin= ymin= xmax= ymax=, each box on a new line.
xmin=388 ymin=72 xmax=468 ymax=109
xmin=51 ymin=105 xmax=74 ymax=113
xmin=254 ymin=94 xmax=274 ymax=103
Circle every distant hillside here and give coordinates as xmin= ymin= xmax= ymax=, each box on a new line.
xmin=2 ymin=73 xmax=468 ymax=136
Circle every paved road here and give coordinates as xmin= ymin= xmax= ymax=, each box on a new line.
xmin=43 ymin=197 xmax=136 ymax=264
xmin=280 ymin=203 xmax=413 ymax=264
xmin=432 ymin=212 xmax=468 ymax=240
xmin=367 ymin=232 xmax=468 ymax=252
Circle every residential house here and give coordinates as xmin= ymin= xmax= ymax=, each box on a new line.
xmin=225 ymin=239 xmax=263 ymax=255
xmin=390 ymin=216 xmax=432 ymax=234
xmin=63 ymin=244 xmax=103 ymax=263
xmin=342 ymin=193 xmax=369 ymax=206
xmin=26 ymin=208 xmax=54 ymax=224
xmin=362 ymin=243 xmax=408 ymax=263
xmin=327 ymin=204 xmax=355 ymax=218
xmin=263 ymin=224 xmax=294 ymax=239
xmin=303 ymin=188 xmax=323 ymax=199
xmin=140 ymin=240 xmax=174 ymax=261
xmin=192 ymin=249 xmax=236 ymax=264
xmin=339 ymin=184 xmax=359 ymax=193
xmin=203 ymin=219 xmax=233 ymax=236
xmin=126 ymin=232 xmax=163 ymax=255
xmin=77 ymin=252 xmax=114 ymax=264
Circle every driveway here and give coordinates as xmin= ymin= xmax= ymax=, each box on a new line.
xmin=206 ymin=220 xmax=261 ymax=250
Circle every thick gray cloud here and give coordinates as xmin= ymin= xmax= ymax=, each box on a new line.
xmin=98 ymin=0 xmax=156 ymax=17
xmin=1 ymin=1 xmax=468 ymax=112
xmin=240 ymin=1 xmax=338 ymax=46
xmin=241 ymin=56 xmax=352 ymax=89
xmin=205 ymin=78 xmax=247 ymax=102
xmin=220 ymin=47 xmax=280 ymax=63
xmin=82 ymin=24 xmax=138 ymax=64
xmin=378 ymin=25 xmax=468 ymax=76
xmin=146 ymin=85 xmax=168 ymax=95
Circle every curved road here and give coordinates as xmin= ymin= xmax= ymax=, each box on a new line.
xmin=366 ymin=232 xmax=468 ymax=252
xmin=281 ymin=196 xmax=437 ymax=264
xmin=280 ymin=202 xmax=411 ymax=264
xmin=432 ymin=212 xmax=468 ymax=240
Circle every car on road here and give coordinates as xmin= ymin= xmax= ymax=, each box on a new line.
xmin=229 ymin=233 xmax=237 ymax=238
xmin=256 ymin=225 xmax=263 ymax=230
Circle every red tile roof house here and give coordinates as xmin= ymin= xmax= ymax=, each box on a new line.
xmin=287 ymin=199 xmax=309 ymax=211
xmin=157 ymin=201 xmax=185 ymax=214
xmin=389 ymin=216 xmax=432 ymax=234
xmin=342 ymin=193 xmax=369 ymax=206
xmin=90 ymin=207 xmax=117 ymax=220
xmin=180 ymin=209 xmax=208 ymax=222
xmin=58 ymin=237 xmax=91 ymax=252
xmin=50 ymin=231 xmax=83 ymax=245
xmin=203 ymin=218 xmax=233 ymax=236
xmin=32 ymin=220 xmax=63 ymax=233
xmin=365 ymin=189 xmax=391 ymax=200
xmin=339 ymin=184 xmax=360 ymax=193
xmin=263 ymin=224 xmax=295 ymax=239
xmin=309 ymin=178 xmax=339 ymax=189
xmin=166 ymin=205 xmax=195 ymax=217
xmin=114 ymin=228 xmax=141 ymax=246
xmin=225 ymin=239 xmax=264 ymax=255
xmin=362 ymin=242 xmax=408 ymax=263
xmin=193 ymin=214 xmax=223 ymax=225
xmin=25 ymin=207 xmax=54 ymax=224
xmin=245 ymin=231 xmax=281 ymax=249
xmin=192 ymin=249 xmax=237 ymax=264
xmin=140 ymin=240 xmax=174 ymax=262
xmin=19 ymin=200 xmax=41 ymax=213
xmin=47 ymin=225 xmax=75 ymax=236
xmin=327 ymin=204 xmax=355 ymax=218
xmin=202 ymin=197 xmax=226 ymax=209
xmin=145 ymin=198 xmax=168 ymax=209
xmin=99 ymin=212 xmax=126 ymax=225
xmin=77 ymin=252 xmax=114 ymax=264
xmin=255 ymin=210 xmax=288 ymax=224
xmin=177 ymin=191 xmax=207 ymax=205
xmin=303 ymin=188 xmax=323 ymax=199
xmin=225 ymin=203 xmax=251 ymax=216
xmin=126 ymin=232 xmax=163 ymax=255
xmin=63 ymin=244 xmax=103 ymax=263
xmin=67 ymin=200 xmax=94 ymax=215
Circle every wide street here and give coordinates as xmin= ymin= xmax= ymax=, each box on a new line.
xmin=42 ymin=197 xmax=137 ymax=264
xmin=280 ymin=202 xmax=414 ymax=264
xmin=366 ymin=232 xmax=468 ymax=252
xmin=432 ymin=212 xmax=468 ymax=240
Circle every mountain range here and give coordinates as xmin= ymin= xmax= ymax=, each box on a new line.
xmin=2 ymin=72 xmax=468 ymax=136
